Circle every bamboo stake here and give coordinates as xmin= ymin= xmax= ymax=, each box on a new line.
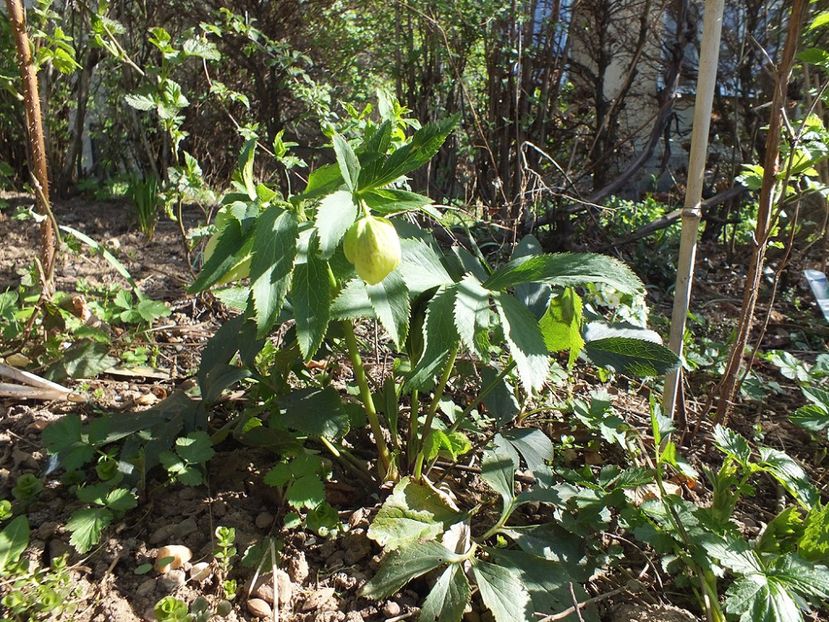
xmin=715 ymin=0 xmax=808 ymax=424
xmin=663 ymin=0 xmax=726 ymax=421
xmin=5 ymin=0 xmax=57 ymax=296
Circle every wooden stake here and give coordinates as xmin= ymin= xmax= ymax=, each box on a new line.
xmin=5 ymin=0 xmax=57 ymax=296
xmin=663 ymin=0 xmax=726 ymax=422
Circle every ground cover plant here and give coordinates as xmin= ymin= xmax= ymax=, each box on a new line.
xmin=1 ymin=1 xmax=829 ymax=622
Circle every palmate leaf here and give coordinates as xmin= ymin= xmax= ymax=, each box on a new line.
xmin=757 ymin=448 xmax=818 ymax=509
xmin=398 ymin=238 xmax=453 ymax=296
xmin=483 ymin=253 xmax=644 ymax=295
xmin=67 ymin=507 xmax=113 ymax=554
xmin=367 ymin=269 xmax=410 ymax=350
xmin=292 ymin=237 xmax=331 ymax=360
xmin=418 ymin=563 xmax=470 ymax=622
xmin=363 ymin=116 xmax=458 ymax=190
xmin=330 ymin=278 xmax=375 ymax=320
xmin=493 ymin=292 xmax=549 ymax=394
xmin=471 ymin=559 xmax=533 ymax=622
xmin=247 ymin=206 xmax=298 ymax=337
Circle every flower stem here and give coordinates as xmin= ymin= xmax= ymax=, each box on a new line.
xmin=413 ymin=343 xmax=459 ymax=481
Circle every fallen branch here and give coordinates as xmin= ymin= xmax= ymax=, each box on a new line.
xmin=0 ymin=363 xmax=85 ymax=402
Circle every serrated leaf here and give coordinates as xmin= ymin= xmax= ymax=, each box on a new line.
xmin=398 ymin=238 xmax=453 ymax=296
xmin=364 ymin=117 xmax=458 ymax=190
xmin=800 ymin=503 xmax=829 ymax=562
xmin=418 ymin=563 xmax=470 ymax=622
xmin=301 ymin=163 xmax=343 ymax=199
xmin=502 ymin=428 xmax=554 ymax=487
xmin=331 ymin=278 xmax=375 ymax=320
xmin=725 ymin=576 xmax=801 ymax=622
xmin=406 ymin=285 xmax=460 ymax=392
xmin=247 ymin=206 xmax=297 ymax=336
xmin=190 ymin=218 xmax=248 ymax=293
xmin=363 ymin=189 xmax=433 ymax=215
xmin=512 ymin=235 xmax=551 ymax=318
xmin=176 ymin=431 xmax=215 ymax=464
xmin=0 ymin=516 xmax=29 ymax=575
xmin=481 ymin=445 xmax=516 ymax=520
xmin=104 ymin=488 xmax=138 ymax=514
xmin=472 ymin=559 xmax=533 ymax=622
xmin=67 ymin=507 xmax=113 ymax=554
xmin=483 ymin=253 xmax=643 ymax=295
xmin=333 ymin=134 xmax=361 ymax=191
xmin=315 ymin=190 xmax=358 ymax=259
xmin=539 ymin=287 xmax=584 ymax=367
xmin=367 ymin=269 xmax=410 ymax=349
xmin=423 ymin=430 xmax=472 ymax=462
xmin=454 ymin=273 xmax=491 ymax=358
xmin=367 ymin=477 xmax=462 ymax=550
xmin=583 ymin=329 xmax=678 ymax=377
xmin=286 ymin=475 xmax=326 ymax=510
xmin=493 ymin=292 xmax=548 ymax=394
xmin=713 ymin=425 xmax=752 ymax=466
xmin=480 ymin=365 xmax=520 ymax=426
xmin=279 ymin=386 xmax=349 ymax=439
xmin=758 ymin=447 xmax=817 ymax=508
xmin=292 ymin=241 xmax=331 ymax=360
xmin=238 ymin=139 xmax=257 ymax=200
xmin=362 ymin=541 xmax=452 ymax=599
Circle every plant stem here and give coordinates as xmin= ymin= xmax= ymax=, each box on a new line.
xmin=413 ymin=344 xmax=459 ymax=480
xmin=407 ymin=389 xmax=420 ymax=469
xmin=448 ymin=360 xmax=517 ymax=434
xmin=341 ymin=321 xmax=394 ymax=478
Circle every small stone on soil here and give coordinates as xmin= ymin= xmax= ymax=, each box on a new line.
xmin=189 ymin=561 xmax=211 ymax=582
xmin=247 ymin=598 xmax=273 ymax=619
xmin=158 ymin=568 xmax=186 ymax=592
xmin=154 ymin=544 xmax=192 ymax=572
xmin=286 ymin=551 xmax=309 ymax=584
xmin=255 ymin=511 xmax=274 ymax=530
xmin=383 ymin=601 xmax=402 ymax=617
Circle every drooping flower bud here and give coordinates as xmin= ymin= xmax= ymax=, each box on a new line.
xmin=343 ymin=215 xmax=401 ymax=285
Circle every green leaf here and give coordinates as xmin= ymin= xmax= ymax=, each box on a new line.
xmin=480 ymin=365 xmax=520 ymax=426
xmin=539 ymin=287 xmax=584 ymax=367
xmin=176 ymin=431 xmax=215 ymax=464
xmin=367 ymin=269 xmax=410 ymax=350
xmin=189 ymin=218 xmax=248 ymax=293
xmin=361 ymin=541 xmax=452 ymax=599
xmin=286 ymin=475 xmax=326 ymax=510
xmin=725 ymin=576 xmax=801 ymax=622
xmin=501 ymin=428 xmax=554 ymax=487
xmin=483 ymin=253 xmax=643 ymax=295
xmin=418 ymin=563 xmax=470 ymax=622
xmin=238 ymin=139 xmax=257 ymax=200
xmin=398 ymin=238 xmax=453 ymax=296
xmin=713 ymin=425 xmax=752 ymax=466
xmin=333 ymin=134 xmax=361 ymax=192
xmin=493 ymin=292 xmax=549 ymax=393
xmin=279 ymin=386 xmax=349 ymax=439
xmin=423 ymin=430 xmax=472 ymax=462
xmin=471 ymin=559 xmax=533 ymax=622
xmin=512 ymin=235 xmax=551 ymax=318
xmin=406 ymin=285 xmax=460 ymax=392
xmin=757 ymin=447 xmax=818 ymax=508
xmin=292 ymin=240 xmax=331 ymax=360
xmin=315 ymin=190 xmax=358 ymax=259
xmin=810 ymin=11 xmax=829 ymax=30
xmin=331 ymin=278 xmax=375 ymax=320
xmin=367 ymin=477 xmax=462 ymax=550
xmin=791 ymin=404 xmax=829 ymax=435
xmin=364 ymin=116 xmax=458 ymax=190
xmin=67 ymin=507 xmax=113 ymax=554
xmin=0 ymin=516 xmax=29 ymax=575
xmin=800 ymin=503 xmax=829 ymax=562
xmin=104 ymin=488 xmax=138 ymax=514
xmin=363 ymin=189 xmax=433 ymax=215
xmin=481 ymin=445 xmax=516 ymax=520
xmin=583 ymin=327 xmax=678 ymax=377
xmin=301 ymin=163 xmax=343 ymax=199
xmin=454 ymin=273 xmax=492 ymax=358
xmin=247 ymin=206 xmax=297 ymax=336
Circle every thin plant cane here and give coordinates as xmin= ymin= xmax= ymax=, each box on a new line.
xmin=663 ymin=0 xmax=726 ymax=423
xmin=714 ymin=0 xmax=809 ymax=425
xmin=5 ymin=0 xmax=57 ymax=297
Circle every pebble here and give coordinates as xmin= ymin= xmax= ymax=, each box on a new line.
xmin=255 ymin=511 xmax=274 ymax=530
xmin=136 ymin=578 xmax=156 ymax=597
xmin=348 ymin=508 xmax=367 ymax=528
xmin=149 ymin=524 xmax=177 ymax=545
xmin=301 ymin=587 xmax=336 ymax=612
xmin=155 ymin=544 xmax=192 ymax=573
xmin=190 ymin=561 xmax=211 ymax=583
xmin=253 ymin=570 xmax=292 ymax=606
xmin=36 ymin=521 xmax=59 ymax=540
xmin=286 ymin=552 xmax=309 ymax=584
xmin=216 ymin=600 xmax=233 ymax=617
xmin=158 ymin=568 xmax=186 ymax=592
xmin=135 ymin=392 xmax=159 ymax=406
xmin=174 ymin=517 xmax=198 ymax=538
xmin=383 ymin=602 xmax=402 ymax=617
xmin=247 ymin=598 xmax=273 ymax=619
xmin=46 ymin=539 xmax=71 ymax=562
